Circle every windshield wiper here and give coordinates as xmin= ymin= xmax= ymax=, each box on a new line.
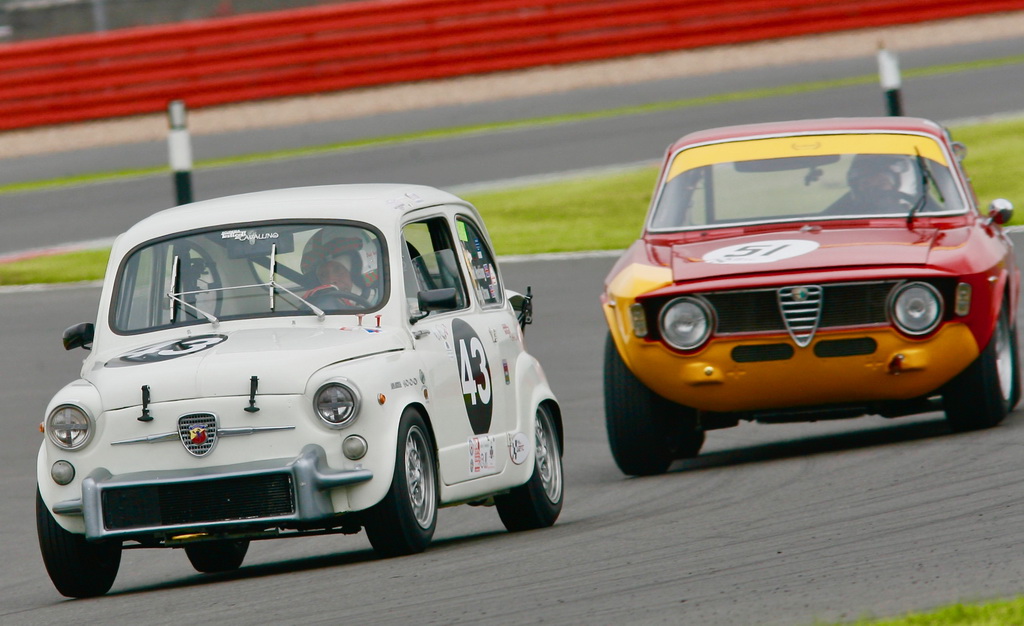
xmin=169 ymin=255 xmax=181 ymax=323
xmin=264 ymin=243 xmax=326 ymax=319
xmin=269 ymin=281 xmax=326 ymax=321
xmin=165 ymin=262 xmax=220 ymax=325
xmin=907 ymin=150 xmax=945 ymax=227
xmin=167 ymin=255 xmax=219 ymax=326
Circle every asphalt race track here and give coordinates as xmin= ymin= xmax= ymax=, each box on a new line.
xmin=3 ymin=35 xmax=1024 ymax=625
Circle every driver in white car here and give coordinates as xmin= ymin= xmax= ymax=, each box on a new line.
xmin=300 ymin=228 xmax=375 ymax=308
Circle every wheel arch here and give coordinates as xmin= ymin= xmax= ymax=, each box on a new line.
xmin=539 ymin=398 xmax=564 ymax=458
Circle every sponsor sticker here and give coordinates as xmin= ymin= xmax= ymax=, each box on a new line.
xmin=469 ymin=435 xmax=497 ymax=475
xmin=509 ymin=432 xmax=531 ymax=465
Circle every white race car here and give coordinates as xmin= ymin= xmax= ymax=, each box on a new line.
xmin=37 ymin=184 xmax=563 ymax=597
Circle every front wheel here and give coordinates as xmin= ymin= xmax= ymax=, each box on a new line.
xmin=36 ymin=488 xmax=121 ymax=598
xmin=364 ymin=408 xmax=438 ymax=557
xmin=495 ymin=403 xmax=564 ymax=532
xmin=184 ymin=539 xmax=250 ymax=573
xmin=944 ymin=304 xmax=1020 ymax=431
xmin=604 ymin=333 xmax=704 ymax=476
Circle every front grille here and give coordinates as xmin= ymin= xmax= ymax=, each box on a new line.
xmin=703 ymin=281 xmax=897 ymax=335
xmin=778 ymin=285 xmax=822 ymax=347
xmin=101 ymin=474 xmax=295 ymax=531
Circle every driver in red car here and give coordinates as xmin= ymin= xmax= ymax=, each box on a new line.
xmin=826 ymin=154 xmax=913 ymax=215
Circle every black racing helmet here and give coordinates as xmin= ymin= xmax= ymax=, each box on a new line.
xmin=846 ymin=154 xmax=909 ymax=189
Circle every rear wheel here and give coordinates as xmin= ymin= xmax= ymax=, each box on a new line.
xmin=36 ymin=488 xmax=121 ymax=598
xmin=604 ymin=333 xmax=704 ymax=476
xmin=364 ymin=408 xmax=438 ymax=557
xmin=944 ymin=305 xmax=1020 ymax=431
xmin=495 ymin=403 xmax=564 ymax=531
xmin=184 ymin=539 xmax=249 ymax=573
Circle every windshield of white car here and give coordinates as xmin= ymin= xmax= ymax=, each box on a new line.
xmin=112 ymin=222 xmax=386 ymax=333
xmin=648 ymin=150 xmax=966 ymax=231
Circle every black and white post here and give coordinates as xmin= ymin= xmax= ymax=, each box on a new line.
xmin=877 ymin=45 xmax=903 ymax=116
xmin=167 ymin=99 xmax=194 ymax=205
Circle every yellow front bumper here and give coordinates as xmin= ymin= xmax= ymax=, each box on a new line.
xmin=606 ymin=303 xmax=979 ymax=413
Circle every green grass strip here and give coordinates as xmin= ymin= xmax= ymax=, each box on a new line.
xmin=0 ymin=249 xmax=109 ymax=286
xmin=4 ymin=52 xmax=1024 ymax=195
xmin=838 ymin=597 xmax=1024 ymax=625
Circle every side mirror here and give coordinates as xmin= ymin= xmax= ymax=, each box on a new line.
xmin=988 ymin=198 xmax=1014 ymax=226
xmin=951 ymin=141 xmax=968 ymax=162
xmin=509 ymin=286 xmax=533 ymax=330
xmin=62 ymin=322 xmax=94 ymax=351
xmin=410 ymin=288 xmax=459 ymax=323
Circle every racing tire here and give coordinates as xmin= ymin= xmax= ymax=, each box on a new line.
xmin=364 ymin=408 xmax=438 ymax=557
xmin=184 ymin=539 xmax=250 ymax=573
xmin=36 ymin=488 xmax=121 ymax=598
xmin=944 ymin=304 xmax=1020 ymax=432
xmin=495 ymin=403 xmax=564 ymax=532
xmin=604 ymin=333 xmax=705 ymax=476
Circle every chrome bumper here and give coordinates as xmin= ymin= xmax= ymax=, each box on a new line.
xmin=52 ymin=444 xmax=372 ymax=540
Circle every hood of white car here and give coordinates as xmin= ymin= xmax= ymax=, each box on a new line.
xmin=88 ymin=326 xmax=405 ymax=411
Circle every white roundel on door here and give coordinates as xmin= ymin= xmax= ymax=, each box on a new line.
xmin=703 ymin=239 xmax=820 ymax=264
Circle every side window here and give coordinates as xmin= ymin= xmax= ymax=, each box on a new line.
xmin=401 ymin=218 xmax=468 ymax=315
xmin=456 ymin=218 xmax=502 ymax=307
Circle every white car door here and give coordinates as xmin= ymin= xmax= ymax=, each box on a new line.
xmin=401 ymin=216 xmax=513 ymax=486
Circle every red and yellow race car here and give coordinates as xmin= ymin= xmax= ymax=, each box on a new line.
xmin=602 ymin=117 xmax=1020 ymax=475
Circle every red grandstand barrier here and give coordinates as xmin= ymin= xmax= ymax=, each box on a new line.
xmin=0 ymin=0 xmax=1019 ymax=131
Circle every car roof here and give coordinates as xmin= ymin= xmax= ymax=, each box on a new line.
xmin=110 ymin=184 xmax=475 ymax=254
xmin=665 ymin=117 xmax=949 ymax=153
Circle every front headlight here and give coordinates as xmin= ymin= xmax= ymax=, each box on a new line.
xmin=890 ymin=282 xmax=943 ymax=335
xmin=314 ymin=381 xmax=360 ymax=429
xmin=659 ymin=296 xmax=713 ymax=351
xmin=46 ymin=404 xmax=93 ymax=450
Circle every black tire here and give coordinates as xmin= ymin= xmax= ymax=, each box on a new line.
xmin=36 ymin=488 xmax=121 ymax=598
xmin=364 ymin=408 xmax=438 ymax=557
xmin=184 ymin=539 xmax=249 ymax=573
xmin=495 ymin=403 xmax=564 ymax=532
xmin=944 ymin=305 xmax=1020 ymax=431
xmin=604 ymin=333 xmax=704 ymax=476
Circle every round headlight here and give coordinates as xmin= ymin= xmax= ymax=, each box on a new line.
xmin=314 ymin=382 xmax=360 ymax=429
xmin=659 ymin=296 xmax=713 ymax=350
xmin=891 ymin=282 xmax=943 ymax=335
xmin=46 ymin=405 xmax=93 ymax=450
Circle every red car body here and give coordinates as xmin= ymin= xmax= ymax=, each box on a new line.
xmin=602 ymin=117 xmax=1020 ymax=475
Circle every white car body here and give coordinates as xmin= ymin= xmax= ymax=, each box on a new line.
xmin=36 ymin=184 xmax=563 ymax=597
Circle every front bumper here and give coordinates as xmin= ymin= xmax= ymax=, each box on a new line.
xmin=617 ymin=324 xmax=980 ymax=413
xmin=51 ymin=444 xmax=372 ymax=541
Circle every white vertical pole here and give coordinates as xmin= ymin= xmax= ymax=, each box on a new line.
xmin=877 ymin=45 xmax=903 ymax=116
xmin=167 ymin=100 xmax=194 ymax=205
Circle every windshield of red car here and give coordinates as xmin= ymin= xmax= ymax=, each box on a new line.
xmin=648 ymin=133 xmax=967 ymax=231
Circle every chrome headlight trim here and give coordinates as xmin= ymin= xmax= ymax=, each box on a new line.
xmin=46 ymin=404 xmax=94 ymax=451
xmin=659 ymin=296 xmax=714 ymax=351
xmin=890 ymin=281 xmax=943 ymax=336
xmin=313 ymin=380 xmax=361 ymax=429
